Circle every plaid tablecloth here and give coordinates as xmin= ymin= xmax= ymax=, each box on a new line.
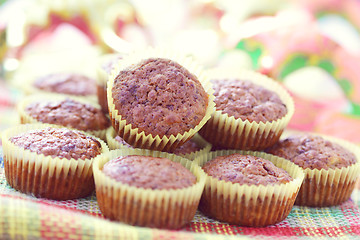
xmin=1 ymin=149 xmax=360 ymax=240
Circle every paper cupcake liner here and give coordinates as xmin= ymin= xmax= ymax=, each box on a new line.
xmin=17 ymin=93 xmax=109 ymax=140
xmin=281 ymin=131 xmax=360 ymax=207
xmin=96 ymin=53 xmax=123 ymax=113
xmin=194 ymin=150 xmax=304 ymax=226
xmin=1 ymin=124 xmax=109 ymax=200
xmin=93 ymin=148 xmax=206 ymax=229
xmin=198 ymin=68 xmax=295 ymax=151
xmin=106 ymin=127 xmax=211 ymax=160
xmin=107 ymin=47 xmax=216 ymax=152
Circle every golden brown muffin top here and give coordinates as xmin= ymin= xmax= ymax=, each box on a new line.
xmin=33 ymin=73 xmax=96 ymax=96
xmin=10 ymin=127 xmax=102 ymax=160
xmin=203 ymin=153 xmax=292 ymax=185
xmin=25 ymin=99 xmax=110 ymax=131
xmin=212 ymin=79 xmax=287 ymax=123
xmin=266 ymin=135 xmax=357 ymax=170
xmin=102 ymin=155 xmax=196 ymax=190
xmin=112 ymin=58 xmax=208 ymax=137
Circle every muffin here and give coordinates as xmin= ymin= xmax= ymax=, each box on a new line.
xmin=93 ymin=148 xmax=206 ymax=229
xmin=199 ymin=68 xmax=294 ymax=151
xmin=17 ymin=94 xmax=110 ymax=140
xmin=96 ymin=54 xmax=123 ymax=113
xmin=106 ymin=127 xmax=211 ymax=160
xmin=107 ymin=48 xmax=215 ymax=152
xmin=195 ymin=150 xmax=304 ymax=226
xmin=1 ymin=124 xmax=109 ymax=200
xmin=266 ymin=133 xmax=360 ymax=207
xmin=30 ymin=73 xmax=97 ymax=97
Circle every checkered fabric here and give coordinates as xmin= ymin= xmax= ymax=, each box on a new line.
xmin=1 ymin=151 xmax=360 ymax=240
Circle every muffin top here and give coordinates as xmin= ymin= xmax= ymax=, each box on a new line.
xmin=10 ymin=127 xmax=102 ymax=160
xmin=266 ymin=135 xmax=357 ymax=170
xmin=102 ymin=155 xmax=196 ymax=190
xmin=33 ymin=73 xmax=96 ymax=96
xmin=115 ymin=135 xmax=202 ymax=155
xmin=111 ymin=57 xmax=208 ymax=137
xmin=25 ymin=98 xmax=110 ymax=131
xmin=212 ymin=79 xmax=287 ymax=123
xmin=202 ymin=153 xmax=293 ymax=185
xmin=115 ymin=135 xmax=133 ymax=148
xmin=171 ymin=139 xmax=202 ymax=155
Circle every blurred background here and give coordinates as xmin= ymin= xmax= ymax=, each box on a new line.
xmin=0 ymin=0 xmax=360 ymax=144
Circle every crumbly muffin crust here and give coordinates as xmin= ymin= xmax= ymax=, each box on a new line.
xmin=202 ymin=153 xmax=292 ymax=185
xmin=112 ymin=58 xmax=208 ymax=137
xmin=10 ymin=127 xmax=102 ymax=160
xmin=212 ymin=79 xmax=287 ymax=123
xmin=34 ymin=73 xmax=96 ymax=96
xmin=171 ymin=139 xmax=201 ymax=155
xmin=25 ymin=99 xmax=110 ymax=131
xmin=266 ymin=135 xmax=356 ymax=170
xmin=102 ymin=155 xmax=196 ymax=189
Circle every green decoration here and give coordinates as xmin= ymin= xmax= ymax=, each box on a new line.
xmin=338 ymin=79 xmax=353 ymax=97
xmin=235 ymin=40 xmax=263 ymax=70
xmin=279 ymin=55 xmax=308 ymax=80
xmin=318 ymin=59 xmax=335 ymax=74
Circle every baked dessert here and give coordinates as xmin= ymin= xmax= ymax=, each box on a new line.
xmin=195 ymin=150 xmax=304 ymax=226
xmin=199 ymin=68 xmax=294 ymax=150
xmin=266 ymin=133 xmax=360 ymax=206
xmin=93 ymin=148 xmax=206 ymax=229
xmin=102 ymin=155 xmax=196 ymax=189
xmin=17 ymin=94 xmax=110 ymax=140
xmin=33 ymin=73 xmax=96 ymax=96
xmin=107 ymin=48 xmax=215 ymax=152
xmin=1 ymin=124 xmax=109 ymax=200
xmin=106 ymin=127 xmax=211 ymax=160
xmin=96 ymin=54 xmax=123 ymax=113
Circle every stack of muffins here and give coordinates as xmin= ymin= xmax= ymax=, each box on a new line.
xmin=2 ymin=47 xmax=359 ymax=230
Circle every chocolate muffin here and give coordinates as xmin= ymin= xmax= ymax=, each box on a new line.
xmin=2 ymin=124 xmax=108 ymax=200
xmin=196 ymin=150 xmax=304 ymax=226
xmin=199 ymin=69 xmax=294 ymax=151
xmin=202 ymin=154 xmax=292 ymax=185
xmin=112 ymin=58 xmax=208 ymax=137
xmin=18 ymin=95 xmax=110 ymax=140
xmin=266 ymin=134 xmax=359 ymax=206
xmin=103 ymin=155 xmax=196 ymax=189
xmin=33 ymin=73 xmax=96 ymax=96
xmin=93 ymin=149 xmax=206 ymax=229
xmin=211 ymin=79 xmax=287 ymax=123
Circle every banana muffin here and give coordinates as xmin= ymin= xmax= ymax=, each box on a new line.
xmin=23 ymin=98 xmax=110 ymax=132
xmin=266 ymin=134 xmax=359 ymax=206
xmin=196 ymin=151 xmax=303 ymax=226
xmin=94 ymin=149 xmax=206 ymax=229
xmin=111 ymin=57 xmax=208 ymax=137
xmin=211 ymin=79 xmax=287 ymax=123
xmin=202 ymin=153 xmax=293 ymax=185
xmin=198 ymin=69 xmax=294 ymax=151
xmin=33 ymin=73 xmax=96 ymax=96
xmin=2 ymin=125 xmax=108 ymax=200
xmin=102 ymin=155 xmax=196 ymax=189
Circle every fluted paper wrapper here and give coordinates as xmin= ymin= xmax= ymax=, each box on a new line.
xmin=17 ymin=94 xmax=109 ymax=140
xmin=282 ymin=131 xmax=360 ymax=207
xmin=93 ymin=148 xmax=206 ymax=229
xmin=106 ymin=127 xmax=211 ymax=160
xmin=96 ymin=53 xmax=123 ymax=113
xmin=194 ymin=150 xmax=304 ymax=226
xmin=2 ymin=124 xmax=109 ymax=200
xmin=199 ymin=68 xmax=295 ymax=151
xmin=107 ymin=47 xmax=216 ymax=152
